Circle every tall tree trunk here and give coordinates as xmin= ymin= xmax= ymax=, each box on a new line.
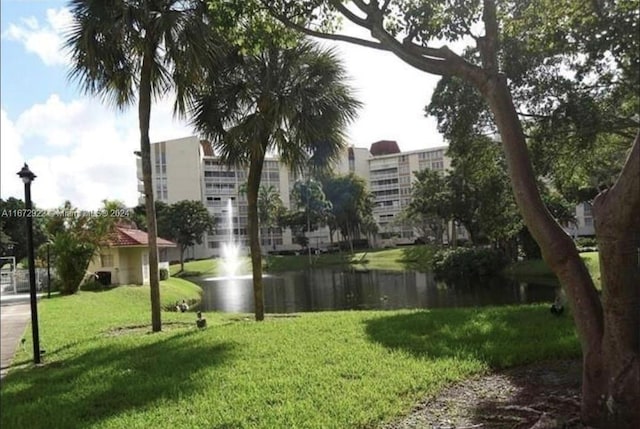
xmin=480 ymin=74 xmax=639 ymax=427
xmin=591 ymin=133 xmax=640 ymax=428
xmin=247 ymin=146 xmax=266 ymax=322
xmin=139 ymin=48 xmax=161 ymax=332
xmin=180 ymin=244 xmax=185 ymax=273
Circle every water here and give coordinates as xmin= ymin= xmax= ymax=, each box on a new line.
xmin=203 ymin=199 xmax=558 ymax=314
xmin=190 ymin=269 xmax=559 ymax=314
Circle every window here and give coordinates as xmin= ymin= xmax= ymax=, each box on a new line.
xmin=100 ymin=254 xmax=113 ymax=267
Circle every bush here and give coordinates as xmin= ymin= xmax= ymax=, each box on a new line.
xmin=50 ymin=277 xmax=63 ymax=292
xmin=80 ymin=278 xmax=105 ymax=292
xmin=159 ymin=268 xmax=169 ymax=280
xmin=575 ymin=237 xmax=597 ymax=248
xmin=433 ymin=247 xmax=508 ymax=283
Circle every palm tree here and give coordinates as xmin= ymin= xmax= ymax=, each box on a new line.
xmin=257 ymin=185 xmax=285 ymax=251
xmin=189 ymin=38 xmax=361 ymax=321
xmin=65 ymin=0 xmax=220 ymax=331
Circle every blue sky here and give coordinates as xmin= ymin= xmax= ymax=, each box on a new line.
xmin=1 ymin=0 xmax=445 ymax=209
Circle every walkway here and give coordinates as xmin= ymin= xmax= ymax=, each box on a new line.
xmin=0 ymin=294 xmax=32 ymax=380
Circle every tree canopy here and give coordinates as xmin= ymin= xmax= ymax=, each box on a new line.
xmin=165 ymin=200 xmax=215 ymax=271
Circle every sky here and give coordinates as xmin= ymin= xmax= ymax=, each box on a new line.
xmin=0 ymin=0 xmax=448 ymax=210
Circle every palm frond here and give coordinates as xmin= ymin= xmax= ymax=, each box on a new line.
xmin=187 ymin=36 xmax=361 ymax=174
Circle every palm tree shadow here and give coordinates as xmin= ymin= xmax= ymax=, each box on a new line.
xmin=1 ymin=329 xmax=237 ymax=427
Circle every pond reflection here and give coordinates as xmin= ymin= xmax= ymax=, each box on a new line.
xmin=189 ymin=269 xmax=558 ymax=314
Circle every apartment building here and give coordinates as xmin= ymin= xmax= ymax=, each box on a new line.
xmin=367 ymin=140 xmax=450 ymax=245
xmin=137 ymin=136 xmax=505 ymax=259
xmin=137 ymin=136 xmax=376 ymax=259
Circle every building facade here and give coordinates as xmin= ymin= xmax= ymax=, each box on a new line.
xmin=367 ymin=145 xmax=450 ymax=245
xmin=137 ymin=136 xmax=454 ymax=259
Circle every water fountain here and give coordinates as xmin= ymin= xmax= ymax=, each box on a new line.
xmin=201 ymin=198 xmax=254 ymax=312
xmin=220 ymin=199 xmax=242 ymax=277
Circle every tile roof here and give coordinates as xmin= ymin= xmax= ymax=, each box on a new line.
xmin=200 ymin=140 xmax=214 ymax=156
xmin=370 ymin=140 xmax=400 ymax=156
xmin=109 ymin=227 xmax=176 ymax=248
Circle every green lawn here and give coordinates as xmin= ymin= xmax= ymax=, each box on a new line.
xmin=1 ymin=277 xmax=580 ymax=429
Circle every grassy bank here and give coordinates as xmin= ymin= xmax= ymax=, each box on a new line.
xmin=172 ymin=246 xmax=438 ymax=276
xmin=268 ymin=246 xmax=437 ymax=272
xmin=1 ymin=279 xmax=579 ymax=428
xmin=504 ymin=251 xmax=601 ymax=289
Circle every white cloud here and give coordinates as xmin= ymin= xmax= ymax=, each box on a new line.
xmin=1 ymin=96 xmax=193 ymax=210
xmin=0 ymin=109 xmax=26 ymax=200
xmin=2 ymin=7 xmax=72 ymax=66
xmin=16 ymin=95 xmax=89 ymax=147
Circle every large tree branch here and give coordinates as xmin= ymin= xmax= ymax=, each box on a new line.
xmin=478 ymin=0 xmax=499 ymax=73
xmin=328 ymin=0 xmax=370 ymax=27
xmin=263 ymin=4 xmax=387 ymax=51
xmin=483 ymin=75 xmax=604 ymax=356
xmin=264 ymin=0 xmax=482 ymax=79
xmin=593 ymin=131 xmax=640 ymax=228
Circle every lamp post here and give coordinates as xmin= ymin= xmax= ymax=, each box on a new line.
xmin=17 ymin=163 xmax=41 ymax=364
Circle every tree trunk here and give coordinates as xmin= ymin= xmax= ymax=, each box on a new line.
xmin=247 ymin=147 xmax=266 ymax=322
xmin=139 ymin=48 xmax=161 ymax=332
xmin=591 ymin=133 xmax=640 ymax=428
xmin=180 ymin=244 xmax=185 ymax=273
xmin=480 ymin=74 xmax=639 ymax=427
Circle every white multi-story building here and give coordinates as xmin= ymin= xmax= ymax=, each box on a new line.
xmin=136 ymin=136 xmax=467 ymax=259
xmin=367 ymin=141 xmax=450 ymax=244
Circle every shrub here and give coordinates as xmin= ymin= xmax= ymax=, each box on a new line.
xmin=80 ymin=278 xmax=104 ymax=292
xmin=52 ymin=233 xmax=97 ymax=295
xmin=575 ymin=237 xmax=597 ymax=248
xmin=433 ymin=247 xmax=508 ymax=283
xmin=159 ymin=268 xmax=169 ymax=280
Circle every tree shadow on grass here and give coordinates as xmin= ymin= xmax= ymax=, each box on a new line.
xmin=1 ymin=329 xmax=237 ymax=428
xmin=368 ymin=307 xmax=583 ymax=427
xmin=363 ymin=305 xmax=580 ymax=368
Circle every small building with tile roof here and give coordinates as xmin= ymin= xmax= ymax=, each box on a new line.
xmin=87 ymin=227 xmax=176 ymax=285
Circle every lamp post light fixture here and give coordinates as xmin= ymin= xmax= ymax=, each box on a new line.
xmin=17 ymin=163 xmax=41 ymax=365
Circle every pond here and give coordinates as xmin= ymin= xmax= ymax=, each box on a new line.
xmin=188 ymin=269 xmax=559 ymax=314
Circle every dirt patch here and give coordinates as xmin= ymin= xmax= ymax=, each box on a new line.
xmin=383 ymin=359 xmax=591 ymax=429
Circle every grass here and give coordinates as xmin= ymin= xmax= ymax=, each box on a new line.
xmin=504 ymin=251 xmax=601 ymax=289
xmin=1 ymin=278 xmax=580 ymax=429
xmin=267 ymin=246 xmax=437 ymax=272
xmin=169 ymin=258 xmax=219 ymax=276
xmin=172 ymin=246 xmax=438 ymax=276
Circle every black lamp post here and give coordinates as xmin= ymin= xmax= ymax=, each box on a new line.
xmin=17 ymin=163 xmax=41 ymax=364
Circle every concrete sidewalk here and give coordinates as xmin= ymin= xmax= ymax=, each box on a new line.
xmin=0 ymin=300 xmax=32 ymax=379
